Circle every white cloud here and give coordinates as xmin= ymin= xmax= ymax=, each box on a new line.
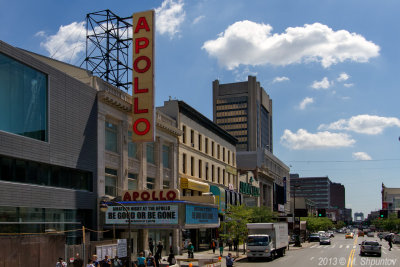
xmin=318 ymin=114 xmax=400 ymax=135
xmin=193 ymin=15 xmax=205 ymax=25
xmin=155 ymin=0 xmax=186 ymax=38
xmin=202 ymin=21 xmax=380 ymax=70
xmin=233 ymin=67 xmax=258 ymax=82
xmin=352 ymin=152 xmax=372 ymax=160
xmin=337 ymin=72 xmax=350 ymax=82
xmin=311 ymin=77 xmax=332 ymax=89
xmin=272 ymin=76 xmax=289 ymax=83
xmin=344 ymin=83 xmax=354 ymax=88
xmin=38 ymin=21 xmax=86 ymax=62
xmin=299 ymin=97 xmax=314 ymax=110
xmin=280 ymin=129 xmax=356 ymax=150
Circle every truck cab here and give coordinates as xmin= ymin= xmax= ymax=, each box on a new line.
xmin=247 ymin=234 xmax=272 ymax=258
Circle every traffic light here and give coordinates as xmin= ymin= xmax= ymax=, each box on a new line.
xmin=318 ymin=208 xmax=326 ymax=217
xmin=379 ymin=210 xmax=388 ymax=218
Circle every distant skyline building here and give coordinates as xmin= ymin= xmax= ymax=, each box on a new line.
xmin=330 ymin=182 xmax=346 ymax=209
xmin=212 ymin=76 xmax=273 ymax=152
xmin=381 ymin=183 xmax=400 ymax=212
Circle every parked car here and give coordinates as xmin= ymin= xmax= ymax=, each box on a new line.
xmin=308 ymin=233 xmax=320 ymax=242
xmin=327 ymin=231 xmax=335 ymax=237
xmin=359 ymin=241 xmax=381 ymax=257
xmin=320 ymin=236 xmax=331 ymax=245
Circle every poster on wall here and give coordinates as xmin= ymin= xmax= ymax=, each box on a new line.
xmin=105 ymin=204 xmax=178 ymax=225
xmin=185 ymin=205 xmax=219 ymax=225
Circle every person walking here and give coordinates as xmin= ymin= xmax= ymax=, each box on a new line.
xmin=233 ymin=238 xmax=238 ymax=252
xmin=112 ymin=256 xmax=122 ymax=267
xmin=100 ymin=255 xmax=111 ymax=267
xmin=228 ymin=239 xmax=233 ymax=251
xmin=218 ymin=239 xmax=224 ymax=256
xmin=72 ymin=253 xmax=84 ymax=267
xmin=167 ymin=252 xmax=176 ymax=266
xmin=156 ymin=241 xmax=163 ymax=256
xmin=225 ymin=253 xmax=235 ymax=267
xmin=187 ymin=242 xmax=194 ymax=259
xmin=137 ymin=252 xmax=146 ymax=267
xmin=388 ymin=235 xmax=393 ymax=251
xmin=211 ymin=239 xmax=216 ymax=254
xmin=146 ymin=252 xmax=156 ymax=267
xmin=56 ymin=257 xmax=67 ymax=267
xmin=149 ymin=238 xmax=154 ymax=255
xmin=86 ymin=259 xmax=95 ymax=267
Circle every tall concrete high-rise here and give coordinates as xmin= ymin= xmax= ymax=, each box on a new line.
xmin=213 ymin=76 xmax=273 ymax=152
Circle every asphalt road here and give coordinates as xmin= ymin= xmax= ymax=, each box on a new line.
xmin=236 ymin=234 xmax=400 ymax=267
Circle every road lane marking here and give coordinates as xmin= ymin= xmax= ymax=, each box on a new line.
xmin=310 ymin=257 xmax=314 ymax=261
xmin=353 ymin=245 xmax=356 ymax=248
xmin=340 ymin=245 xmax=343 ymax=248
xmin=383 ymin=250 xmax=387 ymax=254
xmin=346 ymin=245 xmax=350 ymax=248
xmin=332 ymin=244 xmax=336 ymax=248
xmin=311 ymin=244 xmax=317 ymax=248
xmin=347 ymin=249 xmax=355 ymax=267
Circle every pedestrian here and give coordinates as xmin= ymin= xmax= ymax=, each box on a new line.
xmin=225 ymin=253 xmax=235 ymax=267
xmin=218 ymin=239 xmax=224 ymax=256
xmin=149 ymin=238 xmax=154 ymax=255
xmin=146 ymin=252 xmax=156 ymax=267
xmin=211 ymin=239 xmax=216 ymax=254
xmin=156 ymin=241 xmax=163 ymax=256
xmin=233 ymin=238 xmax=238 ymax=252
xmin=56 ymin=257 xmax=67 ymax=267
xmin=137 ymin=252 xmax=146 ymax=267
xmin=87 ymin=259 xmax=95 ymax=267
xmin=228 ymin=239 xmax=233 ymax=251
xmin=187 ymin=242 xmax=194 ymax=258
xmin=167 ymin=252 xmax=176 ymax=266
xmin=72 ymin=253 xmax=84 ymax=267
xmin=154 ymin=251 xmax=161 ymax=267
xmin=112 ymin=256 xmax=122 ymax=267
xmin=388 ymin=235 xmax=393 ymax=251
xmin=101 ymin=255 xmax=111 ymax=267
xmin=91 ymin=255 xmax=99 ymax=267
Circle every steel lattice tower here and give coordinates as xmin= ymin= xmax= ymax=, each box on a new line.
xmin=84 ymin=10 xmax=132 ymax=91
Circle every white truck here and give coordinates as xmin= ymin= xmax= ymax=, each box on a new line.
xmin=246 ymin=222 xmax=289 ymax=261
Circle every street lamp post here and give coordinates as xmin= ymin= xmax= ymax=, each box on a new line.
xmin=100 ymin=198 xmax=132 ymax=267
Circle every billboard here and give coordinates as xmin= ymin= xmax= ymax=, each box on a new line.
xmin=132 ymin=10 xmax=155 ymax=142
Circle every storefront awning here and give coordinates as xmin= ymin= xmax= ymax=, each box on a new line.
xmin=180 ymin=177 xmax=210 ymax=192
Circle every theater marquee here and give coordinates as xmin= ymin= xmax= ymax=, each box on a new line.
xmin=132 ymin=10 xmax=155 ymax=142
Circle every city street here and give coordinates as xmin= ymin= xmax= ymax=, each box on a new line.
xmin=236 ymin=234 xmax=400 ymax=267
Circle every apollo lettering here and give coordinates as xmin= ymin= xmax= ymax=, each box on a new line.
xmin=123 ymin=190 xmax=177 ymax=201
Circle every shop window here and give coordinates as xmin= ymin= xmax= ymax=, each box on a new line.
xmin=105 ymin=168 xmax=117 ymax=196
xmin=128 ymin=131 xmax=138 ymax=159
xmin=105 ymin=121 xmax=118 ymax=153
xmin=147 ymin=177 xmax=155 ymax=189
xmin=147 ymin=143 xmax=155 ymax=164
xmin=128 ymin=173 xmax=138 ymax=190
xmin=162 ymin=145 xmax=170 ymax=168
xmin=0 ymin=53 xmax=48 ymax=142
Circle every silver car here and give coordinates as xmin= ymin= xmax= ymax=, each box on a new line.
xmin=359 ymin=241 xmax=381 ymax=257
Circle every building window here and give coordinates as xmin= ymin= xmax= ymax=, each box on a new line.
xmin=217 ymin=145 xmax=220 ymax=159
xmin=128 ymin=131 xmax=138 ymax=159
xmin=182 ymin=153 xmax=187 ymax=173
xmin=128 ymin=173 xmax=138 ymax=190
xmin=211 ymin=141 xmax=215 ymax=157
xmin=198 ymin=134 xmax=202 ymax=151
xmin=105 ymin=121 xmax=118 ymax=153
xmin=217 ymin=167 xmax=220 ymax=184
xmin=223 ymin=147 xmax=225 ymax=162
xmin=190 ymin=157 xmax=194 ymax=176
xmin=233 ymin=153 xmax=235 ymax=166
xmin=182 ymin=125 xmax=186 ymax=144
xmin=211 ymin=165 xmax=215 ymax=182
xmin=228 ymin=151 xmax=230 ymax=164
xmin=223 ymin=170 xmax=225 ymax=185
xmin=205 ymin=163 xmax=209 ymax=180
xmin=105 ymin=168 xmax=117 ymax=197
xmin=190 ymin=130 xmax=194 ymax=146
xmin=162 ymin=145 xmax=170 ymax=168
xmin=163 ymin=180 xmax=170 ymax=189
xmin=0 ymin=53 xmax=48 ymax=142
xmin=198 ymin=159 xmax=202 ymax=178
xmin=205 ymin=138 xmax=209 ymax=154
xmin=147 ymin=177 xmax=155 ymax=189
xmin=147 ymin=143 xmax=155 ymax=164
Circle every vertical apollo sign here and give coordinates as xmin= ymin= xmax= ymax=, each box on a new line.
xmin=132 ymin=10 xmax=155 ymax=142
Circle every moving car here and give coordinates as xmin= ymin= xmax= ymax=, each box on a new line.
xmin=308 ymin=233 xmax=320 ymax=242
xmin=345 ymin=233 xmax=354 ymax=239
xmin=359 ymin=241 xmax=381 ymax=257
xmin=358 ymin=231 xmax=364 ymax=237
xmin=319 ymin=236 xmax=331 ymax=245
xmin=367 ymin=232 xmax=374 ymax=237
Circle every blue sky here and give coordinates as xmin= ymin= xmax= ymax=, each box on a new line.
xmin=1 ymin=0 xmax=400 ymax=218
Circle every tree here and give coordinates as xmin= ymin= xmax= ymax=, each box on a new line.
xmin=248 ymin=206 xmax=278 ymax=223
xmin=336 ymin=221 xmax=346 ymax=229
xmin=302 ymin=217 xmax=333 ymax=232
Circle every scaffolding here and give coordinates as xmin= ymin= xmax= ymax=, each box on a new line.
xmin=84 ymin=10 xmax=132 ymax=91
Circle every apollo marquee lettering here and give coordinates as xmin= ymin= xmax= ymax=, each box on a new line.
xmin=122 ymin=189 xmax=179 ymax=201
xmin=132 ymin=10 xmax=154 ymax=142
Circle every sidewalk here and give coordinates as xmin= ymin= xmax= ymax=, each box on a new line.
xmin=161 ymin=246 xmax=245 ymax=266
